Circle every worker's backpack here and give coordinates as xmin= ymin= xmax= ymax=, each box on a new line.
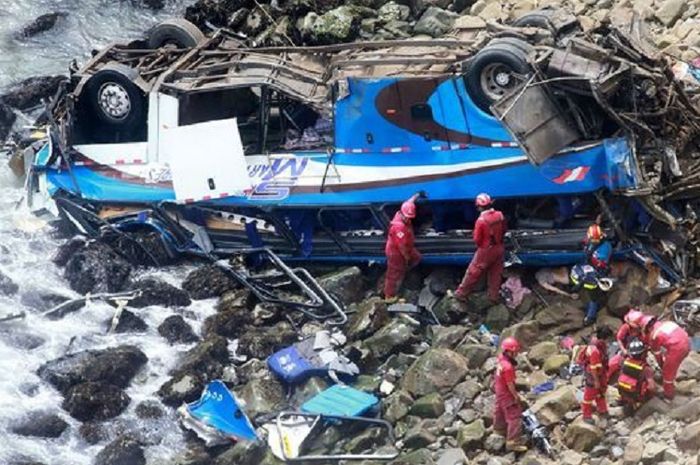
xmin=617 ymin=357 xmax=647 ymax=405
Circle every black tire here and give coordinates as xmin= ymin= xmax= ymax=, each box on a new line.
xmin=464 ymin=40 xmax=532 ymax=113
xmin=512 ymin=11 xmax=557 ymax=32
xmin=147 ymin=18 xmax=205 ymax=49
xmin=81 ymin=63 xmax=145 ymax=130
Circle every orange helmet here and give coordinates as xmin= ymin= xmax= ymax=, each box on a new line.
xmin=587 ymin=224 xmax=604 ymax=243
xmin=400 ymin=200 xmax=416 ymax=219
xmin=476 ymin=193 xmax=493 ymax=207
xmin=624 ymin=309 xmax=645 ymax=328
xmin=501 ymin=336 xmax=521 ymax=354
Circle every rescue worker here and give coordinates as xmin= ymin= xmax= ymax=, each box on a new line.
xmin=608 ymin=309 xmax=647 ymax=380
xmin=455 ymin=193 xmax=507 ymax=303
xmin=577 ymin=326 xmax=613 ymax=424
xmin=642 ymin=315 xmax=691 ymax=400
xmin=617 ymin=337 xmax=656 ymax=413
xmin=493 ymin=336 xmax=528 ymax=452
xmin=569 ymin=263 xmax=606 ymax=326
xmin=383 ymin=192 xmax=425 ymax=301
xmin=584 ymin=223 xmax=612 ymax=275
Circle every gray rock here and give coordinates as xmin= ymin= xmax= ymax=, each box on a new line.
xmin=453 ymin=379 xmax=482 ymax=400
xmin=64 ymin=242 xmax=131 ymax=294
xmin=528 ymin=341 xmax=559 ymax=365
xmin=307 ymin=6 xmax=362 ymax=44
xmin=457 ymin=419 xmax=486 ymax=451
xmin=109 ymin=309 xmax=147 ymax=333
xmin=38 ymin=345 xmax=147 ymax=395
xmin=236 ymin=375 xmax=285 ymax=418
xmin=134 ymin=400 xmax=164 ymax=419
xmin=536 ymin=302 xmax=584 ymax=335
xmin=389 ymin=449 xmax=436 ymax=465
xmin=11 ymin=413 xmax=68 ymax=438
xmin=485 ymin=304 xmax=510 ymax=332
xmin=484 ymin=433 xmax=505 ymax=452
xmin=642 ymin=442 xmax=668 ymax=464
xmin=384 ymin=389 xmax=413 ymax=423
xmin=431 ymin=325 xmax=468 ymax=349
xmin=436 ymin=448 xmax=468 ymax=465
xmin=414 ymin=6 xmax=458 ymax=37
xmin=454 ymin=15 xmax=486 ymax=29
xmin=158 ymin=315 xmax=199 ymax=344
xmin=531 ymin=386 xmax=578 ymax=426
xmin=624 ymin=434 xmax=644 ymax=465
xmin=543 ymin=354 xmax=570 ymax=375
xmin=182 ymin=264 xmax=239 ymax=300
xmin=128 ymin=278 xmax=191 ymax=308
xmin=500 ymin=320 xmax=539 ymax=347
xmin=403 ymin=426 xmax=438 ymax=450
xmin=378 ymin=1 xmax=411 ymax=22
xmin=237 ymin=321 xmax=297 ymax=358
xmin=1 ymin=75 xmax=67 ymax=111
xmin=318 ymin=266 xmax=364 ymax=305
xmin=656 ymin=0 xmax=685 ymax=26
xmin=456 ymin=343 xmax=492 ymax=369
xmin=62 ymin=381 xmax=130 ymax=421
xmin=94 ymin=435 xmax=145 ymax=465
xmin=670 ymin=397 xmax=700 ymax=422
xmin=0 ymin=270 xmax=18 ymax=295
xmin=347 ymin=297 xmax=389 ymax=340
xmin=364 ymin=319 xmax=415 ymax=359
xmin=402 ymin=349 xmax=469 ymax=396
xmin=0 ymin=101 xmax=15 ymax=141
xmin=409 ymin=392 xmax=445 ymax=418
xmin=677 ymin=419 xmax=700 ymax=450
xmin=345 ymin=426 xmax=388 ymax=453
xmin=564 ymin=421 xmax=603 ymax=452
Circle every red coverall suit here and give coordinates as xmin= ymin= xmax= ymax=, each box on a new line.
xmin=493 ymin=353 xmax=522 ymax=441
xmin=578 ymin=339 xmax=609 ymax=420
xmin=456 ymin=208 xmax=507 ymax=302
xmin=648 ymin=321 xmax=690 ymax=399
xmin=383 ymin=211 xmax=421 ymax=299
xmin=607 ymin=323 xmax=646 ymax=380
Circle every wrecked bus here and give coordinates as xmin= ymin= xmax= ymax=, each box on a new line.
xmin=22 ymin=12 xmax=700 ymax=279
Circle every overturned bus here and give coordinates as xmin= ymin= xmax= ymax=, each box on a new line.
xmin=22 ymin=11 xmax=700 ymax=280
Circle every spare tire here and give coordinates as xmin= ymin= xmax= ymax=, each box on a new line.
xmin=81 ymin=63 xmax=146 ymax=130
xmin=464 ymin=39 xmax=532 ymax=113
xmin=512 ymin=10 xmax=557 ymax=32
xmin=147 ymin=18 xmax=205 ymax=49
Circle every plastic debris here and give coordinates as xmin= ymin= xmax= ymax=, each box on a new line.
xmin=531 ymin=380 xmax=555 ymax=395
xmin=522 ymin=409 xmax=553 ymax=457
xmin=301 ymin=385 xmax=379 ymax=417
xmin=500 ymin=275 xmax=531 ymax=309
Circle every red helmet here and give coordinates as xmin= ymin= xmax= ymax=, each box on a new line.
xmin=587 ymin=224 xmax=604 ymax=243
xmin=624 ymin=309 xmax=645 ymax=328
xmin=476 ymin=193 xmax=493 ymax=207
xmin=501 ymin=336 xmax=521 ymax=354
xmin=400 ymin=200 xmax=416 ymax=219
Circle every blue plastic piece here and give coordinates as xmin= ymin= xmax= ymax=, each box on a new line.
xmin=532 ymin=380 xmax=555 ymax=395
xmin=268 ymin=346 xmax=326 ymax=384
xmin=185 ymin=380 xmax=258 ymax=442
xmin=301 ymin=385 xmax=379 ymax=417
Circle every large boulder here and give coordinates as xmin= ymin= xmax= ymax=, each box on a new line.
xmin=409 ymin=392 xmax=445 ymax=418
xmin=94 ymin=435 xmax=146 ymax=465
xmin=15 ymin=13 xmax=67 ymax=39
xmin=158 ymin=315 xmax=199 ymax=344
xmin=655 ymin=0 xmax=685 ymax=27
xmin=236 ymin=321 xmax=297 ymax=358
xmin=430 ymin=325 xmax=468 ymax=349
xmin=564 ymin=421 xmax=603 ymax=452
xmin=304 ymin=6 xmax=362 ymax=45
xmin=530 ymin=385 xmax=578 ymax=426
xmin=62 ymin=382 xmax=130 ymax=421
xmin=363 ymin=319 xmax=415 ymax=359
xmin=500 ymin=320 xmax=539 ymax=347
xmin=528 ymin=341 xmax=559 ymax=365
xmin=0 ymin=75 xmax=67 ymax=109
xmin=203 ymin=304 xmax=254 ymax=340
xmin=182 ymin=264 xmax=239 ymax=300
xmin=128 ymin=278 xmax=191 ymax=308
xmin=676 ymin=419 xmax=700 ymax=450
xmin=318 ymin=266 xmax=364 ymax=305
xmin=669 ymin=397 xmax=700 ymax=422
xmin=484 ymin=304 xmax=510 ymax=332
xmin=10 ymin=413 xmax=68 ymax=438
xmin=0 ymin=269 xmax=19 ymax=295
xmin=63 ymin=242 xmax=131 ymax=294
xmin=457 ymin=419 xmax=486 ymax=451
xmin=236 ymin=375 xmax=285 ymax=418
xmin=38 ymin=345 xmax=147 ymax=395
xmin=535 ymin=302 xmax=584 ymax=335
xmin=414 ymin=6 xmax=458 ymax=37
xmin=402 ymin=349 xmax=469 ymax=396
xmin=543 ymin=354 xmax=570 ymax=375
xmin=455 ymin=343 xmax=493 ymax=369
xmin=347 ymin=297 xmax=389 ymax=340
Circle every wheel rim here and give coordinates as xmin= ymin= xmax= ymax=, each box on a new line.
xmin=480 ymin=63 xmax=521 ymax=102
xmin=97 ymin=82 xmax=131 ymax=120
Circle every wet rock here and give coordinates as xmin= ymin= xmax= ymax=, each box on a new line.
xmin=564 ymin=421 xmax=603 ymax=452
xmin=500 ymin=320 xmax=539 ymax=347
xmin=109 ymin=309 xmax=148 ymax=333
xmin=305 ymin=6 xmax=362 ymax=44
xmin=10 ymin=413 xmax=69 ymax=438
xmin=347 ymin=297 xmax=389 ymax=340
xmin=414 ymin=7 xmax=458 ymax=37
xmin=530 ymin=385 xmax=578 ymax=425
xmin=128 ymin=278 xmax=191 ymax=308
xmin=63 ymin=381 xmax=130 ymax=421
xmin=140 ymin=0 xmax=166 ymax=9
xmin=402 ymin=349 xmax=468 ymax=396
xmin=455 ymin=343 xmax=492 ymax=369
xmin=436 ymin=448 xmax=468 ymax=465
xmin=0 ymin=269 xmax=19 ymax=295
xmin=543 ymin=354 xmax=570 ymax=375
xmin=182 ymin=264 xmax=239 ymax=300
xmin=15 ymin=13 xmax=67 ymax=39
xmin=0 ymin=101 xmax=15 ymax=141
xmin=656 ymin=0 xmax=685 ymax=26
xmin=237 ymin=321 xmax=297 ymax=358
xmin=236 ymin=374 xmax=285 ymax=418
xmin=95 ymin=435 xmax=146 ymax=465
xmin=39 ymin=345 xmax=147 ymax=395
xmin=79 ymin=422 xmax=106 ymax=445
xmin=135 ymin=400 xmax=164 ymax=419
xmin=158 ymin=373 xmax=202 ymax=407
xmin=0 ymin=75 xmax=67 ymax=110
xmin=158 ymin=315 xmax=199 ymax=344
xmin=364 ymin=319 xmax=415 ymax=359
xmin=528 ymin=341 xmax=558 ymax=365
xmin=52 ymin=236 xmax=87 ymax=267
xmin=409 ymin=392 xmax=445 ymax=418
xmin=677 ymin=419 xmax=700 ymax=450
xmin=318 ymin=266 xmax=364 ymax=305
xmin=457 ymin=419 xmax=486 ymax=451
xmin=64 ymin=242 xmax=131 ymax=294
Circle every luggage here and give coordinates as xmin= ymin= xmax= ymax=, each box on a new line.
xmin=301 ymin=384 xmax=379 ymax=417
